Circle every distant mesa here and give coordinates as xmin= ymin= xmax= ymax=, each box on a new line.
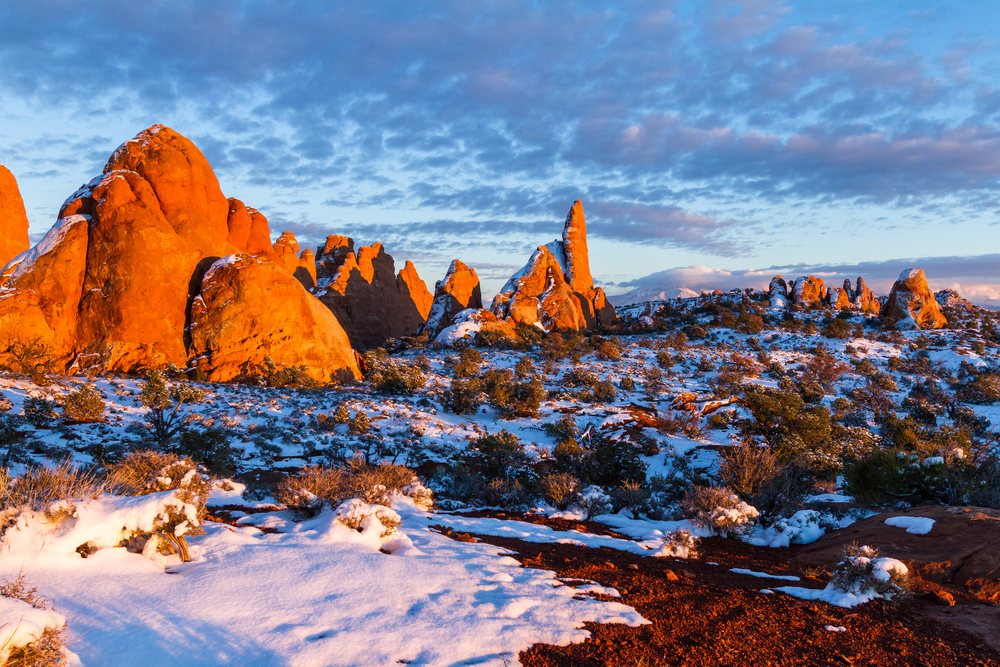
xmin=881 ymin=268 xmax=947 ymax=330
xmin=491 ymin=200 xmax=617 ymax=332
xmin=312 ymin=237 xmax=432 ymax=349
xmin=0 ymin=165 xmax=30 ymax=269
xmin=0 ymin=124 xmax=360 ymax=381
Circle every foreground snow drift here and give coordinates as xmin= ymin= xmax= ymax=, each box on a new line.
xmin=0 ymin=497 xmax=646 ymax=667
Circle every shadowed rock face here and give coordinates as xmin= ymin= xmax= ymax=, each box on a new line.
xmin=313 ymin=240 xmax=432 ymax=349
xmin=190 ymin=254 xmax=360 ymax=383
xmin=880 ymin=268 xmax=948 ymax=330
xmin=423 ymin=260 xmax=483 ymax=338
xmin=491 ymin=200 xmax=617 ymax=332
xmin=767 ymin=275 xmax=788 ymax=310
xmin=0 ymin=166 xmax=30 ymax=269
xmin=0 ymin=125 xmax=360 ymax=381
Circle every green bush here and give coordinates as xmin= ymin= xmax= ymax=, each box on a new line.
xmin=62 ymin=384 xmax=106 ymax=423
xmin=363 ymin=350 xmax=426 ymax=395
xmin=23 ymin=396 xmax=59 ymax=428
xmin=485 ymin=372 xmax=545 ymax=419
xmin=452 ymin=348 xmax=482 ymax=379
xmin=465 ymin=430 xmax=533 ymax=483
xmin=175 ymin=428 xmax=242 ymax=477
xmin=444 ymin=377 xmax=483 ymax=415
xmin=139 ymin=369 xmax=206 ymax=445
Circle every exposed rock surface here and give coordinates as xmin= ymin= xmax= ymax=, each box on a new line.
xmin=767 ymin=276 xmax=788 ymax=310
xmin=423 ymin=260 xmax=483 ymax=337
xmin=849 ymin=277 xmax=879 ymax=312
xmin=0 ymin=165 xmax=30 ymax=269
xmin=189 ymin=255 xmax=360 ymax=383
xmin=272 ymin=231 xmax=316 ymax=289
xmin=491 ymin=201 xmax=616 ymax=332
xmin=880 ymin=268 xmax=947 ymax=330
xmin=825 ymin=286 xmax=851 ymax=309
xmin=0 ymin=124 xmax=359 ymax=378
xmin=789 ymin=275 xmax=826 ymax=309
xmin=791 ymin=506 xmax=1000 ymax=603
xmin=314 ymin=240 xmax=431 ymax=348
xmin=434 ymin=308 xmax=517 ymax=347
xmin=935 ymin=289 xmax=975 ymax=311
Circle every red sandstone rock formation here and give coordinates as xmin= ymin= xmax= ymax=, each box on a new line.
xmin=189 ymin=254 xmax=360 ymax=383
xmin=880 ymin=268 xmax=948 ymax=329
xmin=789 ymin=275 xmax=826 ymax=309
xmin=767 ymin=275 xmax=788 ymax=310
xmin=826 ymin=285 xmax=851 ymax=309
xmin=434 ymin=308 xmax=517 ymax=347
xmin=0 ymin=166 xmax=30 ymax=269
xmin=423 ymin=260 xmax=483 ymax=337
xmin=314 ymin=239 xmax=432 ymax=348
xmin=491 ymin=201 xmax=617 ymax=332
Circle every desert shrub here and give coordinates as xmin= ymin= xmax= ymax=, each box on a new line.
xmin=656 ymin=350 xmax=673 ymax=368
xmin=488 ymin=376 xmax=545 ymax=419
xmin=619 ymin=376 xmax=635 ymax=391
xmin=0 ymin=462 xmax=105 ymax=534
xmin=349 ymin=411 xmax=371 ymax=434
xmin=174 ymin=427 xmax=241 ymax=477
xmin=464 ymin=430 xmax=533 ymax=483
xmin=678 ymin=485 xmax=759 ymax=537
xmin=956 ymin=372 xmax=1000 ymax=404
xmin=139 ymin=369 xmax=206 ymax=445
xmin=592 ymin=336 xmax=622 ymax=361
xmin=0 ymin=335 xmax=55 ymax=385
xmin=0 ymin=414 xmax=25 ymax=468
xmin=107 ymin=451 xmax=212 ymax=518
xmin=452 ymin=348 xmax=482 ymax=379
xmin=609 ymin=480 xmax=650 ymax=516
xmin=481 ymin=478 xmax=530 ymax=510
xmin=821 ymin=318 xmax=851 ymax=339
xmin=655 ymin=529 xmax=700 ymax=559
xmin=22 ymin=396 xmax=58 ymax=428
xmin=363 ymin=349 xmax=426 ymax=395
xmin=0 ymin=572 xmax=71 ymax=667
xmin=332 ymin=404 xmax=351 ymax=423
xmin=332 ymin=498 xmax=401 ymax=536
xmin=801 ymin=354 xmax=850 ymax=389
xmin=591 ymin=436 xmax=647 ymax=488
xmin=264 ymin=360 xmax=318 ymax=389
xmin=538 ymin=473 xmax=580 ymax=510
xmin=62 ymin=384 xmax=105 ymax=423
xmin=513 ymin=356 xmax=535 ymax=378
xmin=830 ymin=544 xmax=909 ymax=601
xmin=275 ymin=457 xmax=432 ymax=515
xmin=0 ymin=396 xmax=11 ymax=412
xmin=573 ymin=485 xmax=613 ymax=520
xmin=718 ymin=442 xmax=812 ymax=524
xmin=543 ymin=415 xmax=579 ymax=445
xmin=443 ymin=377 xmax=482 ymax=415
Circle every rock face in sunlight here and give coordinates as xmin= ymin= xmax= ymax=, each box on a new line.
xmin=189 ymin=254 xmax=361 ymax=382
xmin=789 ymin=275 xmax=826 ymax=309
xmin=423 ymin=259 xmax=483 ymax=338
xmin=272 ymin=231 xmax=317 ymax=290
xmin=825 ymin=286 xmax=851 ymax=310
xmin=881 ymin=268 xmax=948 ymax=330
xmin=0 ymin=125 xmax=360 ymax=377
xmin=491 ymin=200 xmax=617 ymax=332
xmin=314 ymin=238 xmax=432 ymax=349
xmin=846 ymin=277 xmax=879 ymax=312
xmin=0 ymin=166 xmax=30 ymax=269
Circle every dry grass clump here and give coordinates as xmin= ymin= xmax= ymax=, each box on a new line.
xmin=0 ymin=572 xmax=70 ymax=667
xmin=276 ymin=457 xmax=432 ymax=515
xmin=538 ymin=473 xmax=580 ymax=510
xmin=678 ymin=485 xmax=759 ymax=537
xmin=0 ymin=462 xmax=105 ymax=534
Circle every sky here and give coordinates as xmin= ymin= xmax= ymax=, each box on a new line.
xmin=0 ymin=1 xmax=998 ymax=305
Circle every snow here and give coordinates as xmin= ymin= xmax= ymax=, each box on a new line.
xmin=746 ymin=510 xmax=841 ymax=548
xmin=435 ymin=308 xmax=484 ymax=345
xmin=774 ymin=584 xmax=882 ymax=608
xmin=4 ymin=214 xmax=87 ymax=278
xmin=0 ymin=597 xmax=69 ymax=665
xmin=0 ymin=497 xmax=647 ymax=667
xmin=202 ymin=254 xmax=247 ymax=283
xmin=825 ymin=625 xmax=847 ymax=632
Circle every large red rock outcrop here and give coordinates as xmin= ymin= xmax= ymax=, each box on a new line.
xmin=0 ymin=165 xmax=30 ymax=269
xmin=767 ymin=275 xmax=788 ymax=310
xmin=789 ymin=275 xmax=826 ymax=309
xmin=825 ymin=285 xmax=851 ymax=309
xmin=845 ymin=277 xmax=879 ymax=312
xmin=0 ymin=124 xmax=360 ymax=378
xmin=314 ymin=240 xmax=432 ymax=348
xmin=491 ymin=201 xmax=617 ymax=332
xmin=189 ymin=255 xmax=360 ymax=383
xmin=880 ymin=268 xmax=947 ymax=330
xmin=422 ymin=260 xmax=483 ymax=337
xmin=272 ymin=231 xmax=316 ymax=289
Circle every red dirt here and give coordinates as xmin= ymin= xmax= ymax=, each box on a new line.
xmin=451 ymin=510 xmax=1000 ymax=666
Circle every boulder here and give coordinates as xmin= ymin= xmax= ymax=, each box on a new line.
xmin=826 ymin=286 xmax=851 ymax=310
xmin=189 ymin=254 xmax=360 ymax=383
xmin=0 ymin=165 xmax=30 ymax=269
xmin=790 ymin=275 xmax=826 ymax=309
xmin=880 ymin=268 xmax=947 ymax=330
xmin=767 ymin=275 xmax=787 ymax=310
xmin=790 ymin=506 xmax=1000 ymax=603
xmin=313 ymin=240 xmax=431 ymax=348
xmin=422 ymin=259 xmax=483 ymax=337
xmin=434 ymin=308 xmax=517 ymax=348
xmin=491 ymin=200 xmax=617 ymax=332
xmin=935 ymin=289 xmax=975 ymax=311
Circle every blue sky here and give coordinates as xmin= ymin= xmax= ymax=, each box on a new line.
xmin=1 ymin=1 xmax=998 ymax=303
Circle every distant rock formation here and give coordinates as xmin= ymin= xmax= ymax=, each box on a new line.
xmin=935 ymin=289 xmax=975 ymax=311
xmin=789 ymin=275 xmax=826 ymax=309
xmin=423 ymin=260 xmax=483 ymax=338
xmin=0 ymin=125 xmax=360 ymax=381
xmin=825 ymin=286 xmax=851 ymax=309
xmin=767 ymin=276 xmax=788 ymax=310
xmin=846 ymin=277 xmax=879 ymax=312
xmin=880 ymin=268 xmax=947 ymax=330
xmin=189 ymin=254 xmax=360 ymax=383
xmin=313 ymin=239 xmax=432 ymax=349
xmin=0 ymin=165 xmax=30 ymax=269
xmin=272 ymin=231 xmax=317 ymax=289
xmin=491 ymin=200 xmax=616 ymax=332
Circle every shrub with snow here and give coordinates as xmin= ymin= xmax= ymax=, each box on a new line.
xmin=679 ymin=485 xmax=759 ymax=537
xmin=334 ymin=498 xmax=402 ymax=537
xmin=538 ymin=473 xmax=580 ymax=511
xmin=61 ymin=383 xmax=105 ymax=423
xmin=749 ymin=510 xmax=839 ymax=547
xmin=276 ymin=458 xmax=433 ymax=516
xmin=651 ymin=529 xmax=700 ymax=559
xmin=569 ymin=486 xmax=613 ymax=520
xmin=830 ymin=544 xmax=910 ymax=601
xmin=0 ymin=573 xmax=73 ymax=667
